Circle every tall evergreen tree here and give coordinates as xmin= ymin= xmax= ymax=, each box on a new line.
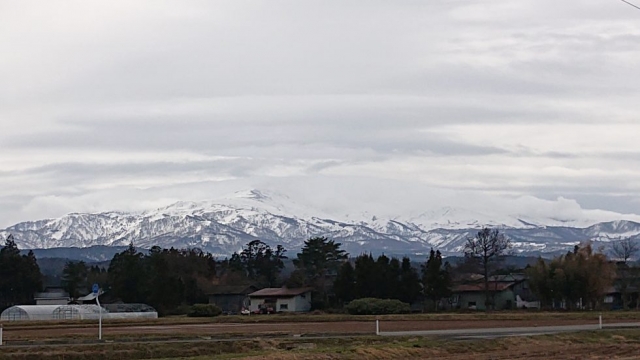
xmin=374 ymin=254 xmax=392 ymax=298
xmin=238 ymin=240 xmax=287 ymax=287
xmin=294 ymin=237 xmax=348 ymax=306
xmin=146 ymin=247 xmax=184 ymax=314
xmin=334 ymin=261 xmax=356 ymax=304
xmin=354 ymin=254 xmax=376 ymax=298
xmin=0 ymin=235 xmax=42 ymax=310
xmin=108 ymin=243 xmax=147 ymax=303
xmin=61 ymin=261 xmax=88 ymax=299
xmin=398 ymin=257 xmax=421 ymax=304
xmin=422 ymin=249 xmax=451 ymax=311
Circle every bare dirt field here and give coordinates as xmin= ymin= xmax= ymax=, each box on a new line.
xmin=2 ymin=329 xmax=640 ymax=360
xmin=2 ymin=316 xmax=635 ymax=341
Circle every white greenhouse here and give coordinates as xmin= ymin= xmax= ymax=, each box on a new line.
xmin=1 ymin=304 xmax=158 ymax=322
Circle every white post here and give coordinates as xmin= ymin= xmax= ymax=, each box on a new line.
xmin=599 ymin=313 xmax=603 ymax=330
xmin=376 ymin=319 xmax=380 ymax=335
xmin=0 ymin=324 xmax=3 ymax=346
xmin=96 ymin=294 xmax=103 ymax=340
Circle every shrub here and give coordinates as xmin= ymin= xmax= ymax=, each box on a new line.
xmin=187 ymin=304 xmax=222 ymax=317
xmin=345 ymin=298 xmax=411 ymax=315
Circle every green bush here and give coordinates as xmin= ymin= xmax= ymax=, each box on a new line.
xmin=187 ymin=303 xmax=222 ymax=317
xmin=345 ymin=298 xmax=411 ymax=315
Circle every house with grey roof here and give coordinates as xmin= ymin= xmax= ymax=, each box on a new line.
xmin=248 ymin=287 xmax=313 ymax=313
xmin=208 ymin=285 xmax=257 ymax=314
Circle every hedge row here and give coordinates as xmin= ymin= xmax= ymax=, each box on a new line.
xmin=345 ymin=298 xmax=411 ymax=315
xmin=187 ymin=304 xmax=222 ymax=317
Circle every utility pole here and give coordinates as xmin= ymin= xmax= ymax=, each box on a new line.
xmin=93 ymin=283 xmax=102 ymax=340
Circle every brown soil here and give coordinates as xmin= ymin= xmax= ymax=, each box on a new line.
xmin=3 ymin=318 xmax=627 ymax=341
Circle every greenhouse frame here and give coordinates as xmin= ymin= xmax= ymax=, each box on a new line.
xmin=0 ymin=304 xmax=158 ymax=322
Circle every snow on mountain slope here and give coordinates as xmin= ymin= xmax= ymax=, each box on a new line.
xmin=2 ymin=189 xmax=640 ymax=257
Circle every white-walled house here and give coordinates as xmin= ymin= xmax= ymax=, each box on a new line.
xmin=248 ymin=287 xmax=313 ymax=313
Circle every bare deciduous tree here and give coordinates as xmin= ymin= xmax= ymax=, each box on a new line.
xmin=611 ymin=238 xmax=639 ymax=309
xmin=463 ymin=228 xmax=511 ymax=310
xmin=612 ymin=238 xmax=639 ymax=264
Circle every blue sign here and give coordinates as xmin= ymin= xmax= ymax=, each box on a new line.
xmin=92 ymin=283 xmax=99 ymax=295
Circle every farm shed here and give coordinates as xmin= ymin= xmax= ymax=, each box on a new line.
xmin=34 ymin=287 xmax=70 ymax=305
xmin=451 ymin=274 xmax=539 ymax=311
xmin=208 ymin=285 xmax=257 ymax=314
xmin=248 ymin=287 xmax=313 ymax=313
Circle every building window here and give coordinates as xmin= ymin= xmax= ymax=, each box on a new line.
xmin=280 ymin=304 xmax=288 ymax=310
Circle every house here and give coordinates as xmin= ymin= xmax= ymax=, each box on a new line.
xmin=34 ymin=287 xmax=70 ymax=305
xmin=208 ymin=285 xmax=258 ymax=314
xmin=451 ymin=274 xmax=539 ymax=311
xmin=248 ymin=287 xmax=313 ymax=313
xmin=604 ymin=284 xmax=640 ymax=310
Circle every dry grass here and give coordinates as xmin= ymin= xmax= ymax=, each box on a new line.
xmin=2 ymin=310 xmax=638 ymax=344
xmin=161 ymin=330 xmax=640 ymax=360
xmin=3 ymin=330 xmax=640 ymax=360
xmin=3 ymin=310 xmax=640 ymax=330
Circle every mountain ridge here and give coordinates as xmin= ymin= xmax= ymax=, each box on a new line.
xmin=3 ymin=189 xmax=640 ymax=257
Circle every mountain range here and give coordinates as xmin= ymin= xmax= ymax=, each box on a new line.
xmin=2 ymin=189 xmax=640 ymax=258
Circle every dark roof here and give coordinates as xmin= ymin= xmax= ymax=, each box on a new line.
xmin=487 ymin=274 xmax=527 ymax=282
xmin=453 ymin=282 xmax=515 ymax=293
xmin=208 ymin=285 xmax=257 ymax=295
xmin=249 ymin=287 xmax=314 ymax=297
xmin=34 ymin=290 xmax=70 ymax=300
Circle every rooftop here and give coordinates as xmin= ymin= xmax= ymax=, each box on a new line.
xmin=208 ymin=285 xmax=257 ymax=295
xmin=34 ymin=291 xmax=70 ymax=300
xmin=249 ymin=287 xmax=314 ymax=297
xmin=453 ymin=282 xmax=516 ymax=293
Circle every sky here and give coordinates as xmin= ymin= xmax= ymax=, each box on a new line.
xmin=1 ymin=0 xmax=640 ymax=227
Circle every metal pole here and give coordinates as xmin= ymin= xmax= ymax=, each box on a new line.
xmin=0 ymin=324 xmax=3 ymax=346
xmin=96 ymin=295 xmax=103 ymax=340
xmin=376 ymin=319 xmax=380 ymax=335
xmin=599 ymin=313 xmax=603 ymax=330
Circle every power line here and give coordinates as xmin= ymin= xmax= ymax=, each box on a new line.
xmin=621 ymin=0 xmax=640 ymax=10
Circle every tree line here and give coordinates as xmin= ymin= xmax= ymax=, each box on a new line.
xmin=1 ymin=229 xmax=638 ymax=314
xmin=0 ymin=235 xmax=42 ymax=311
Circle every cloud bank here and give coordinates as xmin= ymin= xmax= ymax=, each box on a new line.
xmin=1 ymin=0 xmax=640 ymax=227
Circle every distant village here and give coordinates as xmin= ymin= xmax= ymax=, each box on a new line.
xmin=0 ymin=228 xmax=637 ymax=321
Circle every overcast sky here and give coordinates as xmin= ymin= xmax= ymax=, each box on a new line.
xmin=2 ymin=0 xmax=640 ymax=227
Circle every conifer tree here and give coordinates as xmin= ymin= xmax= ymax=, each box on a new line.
xmin=334 ymin=261 xmax=356 ymax=304
xmin=422 ymin=249 xmax=452 ymax=311
xmin=0 ymin=235 xmax=42 ymax=310
xmin=61 ymin=261 xmax=89 ymax=299
xmin=398 ymin=257 xmax=421 ymax=304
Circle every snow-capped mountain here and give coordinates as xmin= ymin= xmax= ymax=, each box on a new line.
xmin=2 ymin=189 xmax=640 ymax=257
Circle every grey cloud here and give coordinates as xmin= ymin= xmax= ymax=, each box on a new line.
xmin=2 ymin=0 xmax=640 ymax=224
xmin=6 ymin=115 xmax=509 ymax=157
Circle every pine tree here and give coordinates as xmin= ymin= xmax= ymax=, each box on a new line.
xmin=61 ymin=261 xmax=89 ymax=299
xmin=334 ymin=261 xmax=356 ymax=304
xmin=108 ymin=243 xmax=147 ymax=303
xmin=239 ymin=240 xmax=287 ymax=287
xmin=422 ymin=249 xmax=451 ymax=311
xmin=294 ymin=237 xmax=348 ymax=307
xmin=0 ymin=235 xmax=42 ymax=310
xmin=374 ymin=254 xmax=392 ymax=298
xmin=398 ymin=257 xmax=421 ymax=304
xmin=354 ymin=254 xmax=376 ymax=298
